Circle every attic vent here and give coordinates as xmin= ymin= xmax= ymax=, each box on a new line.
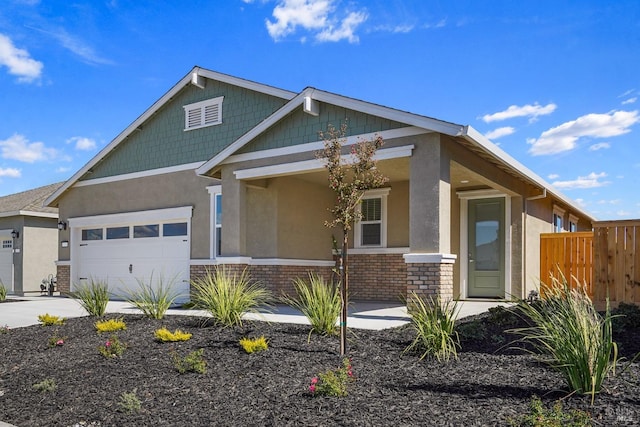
xmin=183 ymin=96 xmax=224 ymax=131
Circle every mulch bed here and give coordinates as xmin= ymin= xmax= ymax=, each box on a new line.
xmin=0 ymin=306 xmax=639 ymax=426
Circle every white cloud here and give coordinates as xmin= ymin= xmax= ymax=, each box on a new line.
xmin=0 ymin=168 xmax=21 ymax=178
xmin=528 ymin=110 xmax=639 ymax=156
xmin=0 ymin=134 xmax=58 ymax=163
xmin=26 ymin=26 xmax=113 ymax=65
xmin=265 ymin=0 xmax=367 ymax=43
xmin=573 ymin=198 xmax=587 ymax=209
xmin=547 ymin=173 xmax=560 ymax=180
xmin=67 ymin=136 xmax=97 ymax=151
xmin=588 ymin=142 xmax=610 ymax=151
xmin=481 ymin=102 xmax=557 ymax=123
xmin=484 ymin=126 xmax=515 ymax=140
xmin=552 ymin=172 xmax=610 ymax=189
xmin=0 ymin=33 xmax=43 ymax=83
xmin=622 ymin=97 xmax=637 ymax=105
xmin=423 ymin=19 xmax=446 ymax=29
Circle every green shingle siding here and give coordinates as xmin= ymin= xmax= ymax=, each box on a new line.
xmin=237 ymin=104 xmax=405 ymax=154
xmin=85 ymin=81 xmax=288 ymax=180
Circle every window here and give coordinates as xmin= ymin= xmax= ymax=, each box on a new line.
xmin=134 ymin=224 xmax=159 ymax=238
xmin=183 ymin=96 xmax=224 ymax=131
xmin=106 ymin=226 xmax=129 ymax=240
xmin=163 ymin=222 xmax=188 ymax=237
xmin=208 ymin=185 xmax=222 ymax=258
xmin=2 ymin=240 xmax=12 ymax=249
xmin=355 ymin=188 xmax=390 ymax=248
xmin=568 ymin=214 xmax=579 ymax=232
xmin=553 ymin=205 xmax=566 ymax=233
xmin=82 ymin=228 xmax=103 ymax=241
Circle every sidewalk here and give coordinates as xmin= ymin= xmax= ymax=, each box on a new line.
xmin=0 ymin=295 xmax=508 ymax=331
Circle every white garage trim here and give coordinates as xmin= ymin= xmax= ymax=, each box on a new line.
xmin=68 ymin=206 xmax=193 ymax=228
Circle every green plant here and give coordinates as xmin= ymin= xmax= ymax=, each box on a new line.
xmin=282 ymin=272 xmax=341 ymax=340
xmin=37 ymin=313 xmax=66 ymax=326
xmin=190 ymin=266 xmax=272 ymax=327
xmin=171 ymin=348 xmax=207 ymax=374
xmin=95 ymin=318 xmax=127 ymax=333
xmin=456 ymin=320 xmax=487 ymax=341
xmin=118 ymin=389 xmax=142 ymax=413
xmin=404 ymin=292 xmax=460 ymax=362
xmin=125 ymin=273 xmax=180 ymax=320
xmin=487 ymin=305 xmax=519 ymax=327
xmin=239 ymin=336 xmax=268 ymax=354
xmin=309 ymin=358 xmax=355 ymax=397
xmin=99 ymin=334 xmax=126 ymax=358
xmin=0 ymin=282 xmax=6 ymax=302
xmin=32 ymin=378 xmax=57 ymax=393
xmin=510 ymin=275 xmax=617 ymax=404
xmin=48 ymin=330 xmax=67 ymax=347
xmin=0 ymin=324 xmax=8 ymax=334
xmin=508 ymin=395 xmax=592 ymax=426
xmin=70 ymin=279 xmax=110 ymax=317
xmin=154 ymin=327 xmax=192 ymax=342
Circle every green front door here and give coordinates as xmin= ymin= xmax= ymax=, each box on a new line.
xmin=468 ymin=198 xmax=505 ymax=298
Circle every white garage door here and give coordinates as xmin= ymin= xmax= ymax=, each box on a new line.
xmin=0 ymin=231 xmax=13 ymax=292
xmin=71 ymin=207 xmax=192 ymax=303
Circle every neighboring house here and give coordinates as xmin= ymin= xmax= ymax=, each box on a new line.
xmin=45 ymin=67 xmax=594 ymax=303
xmin=0 ymin=182 xmax=62 ymax=295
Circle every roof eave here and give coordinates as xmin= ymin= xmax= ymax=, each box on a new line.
xmin=461 ymin=125 xmax=596 ymax=222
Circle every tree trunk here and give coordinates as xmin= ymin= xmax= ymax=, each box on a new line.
xmin=340 ymin=229 xmax=348 ymax=356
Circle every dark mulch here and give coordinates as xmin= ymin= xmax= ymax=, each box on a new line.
xmin=1 ymin=306 xmax=639 ymax=427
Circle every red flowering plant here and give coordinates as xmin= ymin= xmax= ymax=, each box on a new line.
xmin=309 ymin=358 xmax=355 ymax=397
xmin=98 ymin=334 xmax=126 ymax=358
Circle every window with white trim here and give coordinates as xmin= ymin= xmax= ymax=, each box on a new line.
xmin=354 ymin=188 xmax=390 ymax=248
xmin=207 ymin=185 xmax=222 ymax=258
xmin=553 ymin=205 xmax=566 ymax=233
xmin=183 ymin=96 xmax=224 ymax=131
xmin=568 ymin=214 xmax=579 ymax=232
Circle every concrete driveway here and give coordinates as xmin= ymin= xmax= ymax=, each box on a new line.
xmin=0 ymin=295 xmax=509 ymax=331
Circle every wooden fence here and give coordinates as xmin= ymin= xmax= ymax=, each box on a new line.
xmin=540 ymin=231 xmax=594 ymax=297
xmin=540 ymin=220 xmax=640 ymax=309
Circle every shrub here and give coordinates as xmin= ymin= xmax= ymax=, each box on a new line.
xmin=99 ymin=334 xmax=126 ymax=358
xmin=404 ymin=292 xmax=460 ymax=362
xmin=239 ymin=336 xmax=268 ymax=354
xmin=309 ymin=358 xmax=355 ymax=397
xmin=70 ymin=279 xmax=110 ymax=317
xmin=510 ymin=275 xmax=617 ymax=403
xmin=612 ymin=302 xmax=640 ymax=332
xmin=118 ymin=389 xmax=142 ymax=413
xmin=125 ymin=273 xmax=180 ymax=320
xmin=508 ymin=395 xmax=592 ymax=426
xmin=32 ymin=378 xmax=57 ymax=393
xmin=0 ymin=282 xmax=6 ymax=302
xmin=154 ymin=327 xmax=192 ymax=342
xmin=37 ymin=313 xmax=65 ymax=326
xmin=171 ymin=349 xmax=207 ymax=374
xmin=190 ymin=266 xmax=272 ymax=327
xmin=282 ymin=272 xmax=341 ymax=340
xmin=0 ymin=325 xmax=8 ymax=334
xmin=48 ymin=330 xmax=67 ymax=348
xmin=95 ymin=318 xmax=127 ymax=333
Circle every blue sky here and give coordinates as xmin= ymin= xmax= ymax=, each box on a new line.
xmin=0 ymin=0 xmax=639 ymax=219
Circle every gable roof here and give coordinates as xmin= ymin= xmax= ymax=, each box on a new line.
xmin=195 ymin=86 xmax=595 ymax=223
xmin=44 ymin=66 xmax=297 ymax=207
xmin=0 ymin=182 xmax=62 ymax=218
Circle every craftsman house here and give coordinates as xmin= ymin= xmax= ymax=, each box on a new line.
xmin=45 ymin=67 xmax=593 ymax=303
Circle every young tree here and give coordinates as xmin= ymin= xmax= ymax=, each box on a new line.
xmin=317 ymin=121 xmax=388 ymax=355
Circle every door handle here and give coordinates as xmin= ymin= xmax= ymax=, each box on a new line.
xmin=129 ymin=264 xmax=133 ymax=274
xmin=468 ymin=253 xmax=474 ymax=263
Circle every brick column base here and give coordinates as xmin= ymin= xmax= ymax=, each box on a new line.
xmin=56 ymin=264 xmax=71 ymax=294
xmin=403 ymin=253 xmax=457 ymax=303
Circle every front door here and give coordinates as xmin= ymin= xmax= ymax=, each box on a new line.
xmin=468 ymin=198 xmax=505 ymax=298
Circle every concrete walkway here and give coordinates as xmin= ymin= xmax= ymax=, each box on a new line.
xmin=0 ymin=295 xmax=508 ymax=330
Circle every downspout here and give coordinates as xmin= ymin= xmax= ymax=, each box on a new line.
xmin=524 ymin=188 xmax=547 ymax=298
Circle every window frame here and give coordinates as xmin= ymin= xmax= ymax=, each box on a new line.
xmin=183 ymin=96 xmax=224 ymax=131
xmin=354 ymin=188 xmax=390 ymax=248
xmin=207 ymin=185 xmax=222 ymax=258
xmin=553 ymin=205 xmax=566 ymax=233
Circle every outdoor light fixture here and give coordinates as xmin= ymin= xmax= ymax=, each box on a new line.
xmin=11 ymin=229 xmax=19 ymax=239
xmin=57 ymin=221 xmax=67 ymax=230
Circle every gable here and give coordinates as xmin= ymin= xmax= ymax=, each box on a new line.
xmin=236 ymin=102 xmax=406 ymax=155
xmin=83 ymin=80 xmax=289 ymax=180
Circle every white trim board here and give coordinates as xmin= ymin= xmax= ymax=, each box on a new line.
xmin=74 ymin=162 xmax=206 ymax=188
xmin=68 ymin=206 xmax=193 ymax=228
xmin=233 ymin=145 xmax=414 ymax=180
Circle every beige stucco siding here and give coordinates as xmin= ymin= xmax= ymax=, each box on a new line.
xmin=57 ymin=170 xmax=216 ymax=260
xmin=387 ymin=181 xmax=409 ymax=248
xmin=22 ymin=220 xmax=58 ymax=293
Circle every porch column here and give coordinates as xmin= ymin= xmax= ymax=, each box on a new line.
xmin=220 ymin=167 xmax=247 ymax=256
xmin=405 ymin=133 xmax=457 ymax=302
